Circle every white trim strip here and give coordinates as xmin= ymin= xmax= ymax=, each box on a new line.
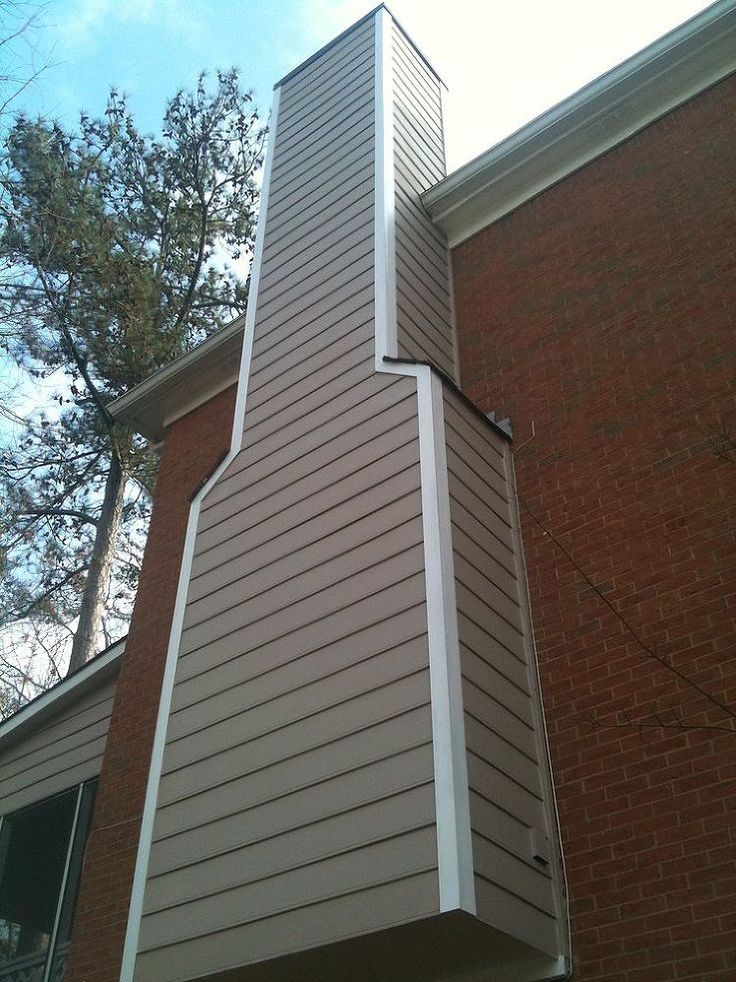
xmin=43 ymin=783 xmax=84 ymax=982
xmin=374 ymin=7 xmax=474 ymax=915
xmin=374 ymin=7 xmax=397 ymax=368
xmin=506 ymin=448 xmax=571 ymax=969
xmin=118 ymin=86 xmax=282 ymax=982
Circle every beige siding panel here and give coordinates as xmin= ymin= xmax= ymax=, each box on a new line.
xmin=391 ymin=23 xmax=454 ymax=379
xmin=248 ymin=293 xmax=374 ymax=392
xmin=194 ymin=402 xmax=419 ymax=569
xmin=474 ymin=876 xmax=558 ymax=956
xmin=278 ymin=22 xmax=374 ymax=108
xmin=136 ymin=17 xmax=438 ymax=977
xmin=463 ymin=679 xmax=537 ymax=759
xmin=154 ymin=704 xmax=432 ymax=840
xmin=266 ymin=118 xmax=374 ymax=218
xmin=186 ymin=485 xmax=422 ymax=619
xmin=139 ymin=827 xmax=437 ymax=948
xmin=461 ymin=648 xmax=534 ymax=724
xmin=176 ymin=572 xmax=427 ymax=688
xmin=180 ymin=522 xmax=425 ymax=655
xmin=247 ymin=312 xmax=372 ymax=413
xmin=191 ymin=445 xmax=420 ymax=591
xmin=458 ymin=623 xmax=530 ymax=692
xmin=257 ymin=203 xmax=374 ymax=296
xmin=261 ymin=187 xmax=374 ymax=275
xmin=165 ymin=632 xmax=429 ymax=754
xmin=149 ymin=742 xmax=435 ymax=875
xmin=448 ymin=469 xmax=515 ymax=557
xmin=145 ymin=784 xmax=436 ymax=911
xmin=464 ymin=716 xmax=541 ymax=796
xmin=171 ymin=601 xmax=428 ymax=713
xmin=444 ymin=385 xmax=563 ymax=947
xmin=0 ymin=674 xmax=116 ymax=815
xmin=472 ymin=832 xmax=553 ymax=913
xmin=160 ymin=668 xmax=430 ymax=793
xmin=274 ymin=61 xmax=375 ymax=148
xmin=136 ymin=871 xmax=439 ymax=981
xmin=200 ymin=372 xmax=412 ymax=519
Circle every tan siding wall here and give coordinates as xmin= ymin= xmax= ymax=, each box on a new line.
xmin=392 ymin=25 xmax=455 ymax=379
xmin=443 ymin=386 xmax=560 ymax=955
xmin=134 ymin=17 xmax=437 ymax=980
xmin=0 ymin=675 xmax=117 ymax=815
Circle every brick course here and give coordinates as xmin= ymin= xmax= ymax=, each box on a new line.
xmin=65 ymin=386 xmax=236 ymax=982
xmin=452 ymin=74 xmax=736 ymax=982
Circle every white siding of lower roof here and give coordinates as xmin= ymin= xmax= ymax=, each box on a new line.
xmin=0 ymin=675 xmax=117 ymax=815
xmin=134 ymin=15 xmax=437 ymax=981
xmin=392 ymin=24 xmax=455 ymax=379
xmin=442 ymin=386 xmax=561 ymax=957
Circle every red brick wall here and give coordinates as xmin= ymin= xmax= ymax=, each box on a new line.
xmin=452 ymin=75 xmax=736 ymax=982
xmin=66 ymin=386 xmax=236 ymax=982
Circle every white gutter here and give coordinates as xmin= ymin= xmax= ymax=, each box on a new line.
xmin=423 ymin=0 xmax=736 ymax=247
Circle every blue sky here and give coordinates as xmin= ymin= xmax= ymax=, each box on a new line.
xmin=14 ymin=0 xmax=716 ymax=170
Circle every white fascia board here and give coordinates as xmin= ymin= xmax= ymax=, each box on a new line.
xmin=424 ymin=0 xmax=736 ymax=247
xmin=108 ymin=316 xmax=245 ymax=441
xmin=0 ymin=639 xmax=125 ymax=747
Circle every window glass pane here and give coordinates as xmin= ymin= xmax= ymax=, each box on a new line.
xmin=0 ymin=790 xmax=77 ymax=972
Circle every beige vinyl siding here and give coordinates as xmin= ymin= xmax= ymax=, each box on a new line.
xmin=442 ymin=385 xmax=560 ymax=955
xmin=392 ymin=25 xmax=455 ymax=379
xmin=134 ymin=16 xmax=437 ymax=980
xmin=0 ymin=675 xmax=117 ymax=815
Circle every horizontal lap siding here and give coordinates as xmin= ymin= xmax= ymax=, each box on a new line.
xmin=392 ymin=26 xmax=455 ymax=379
xmin=443 ymin=386 xmax=559 ymax=954
xmin=0 ymin=675 xmax=117 ymax=815
xmin=135 ymin=17 xmax=437 ymax=981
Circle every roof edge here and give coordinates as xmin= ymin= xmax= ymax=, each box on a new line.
xmin=0 ymin=637 xmax=125 ymax=745
xmin=109 ymin=316 xmax=244 ymax=441
xmin=424 ymin=0 xmax=736 ymax=246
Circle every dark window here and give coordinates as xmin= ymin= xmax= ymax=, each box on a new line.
xmin=0 ymin=781 xmax=97 ymax=982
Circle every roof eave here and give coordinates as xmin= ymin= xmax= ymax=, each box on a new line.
xmin=0 ymin=638 xmax=125 ymax=747
xmin=108 ymin=316 xmax=244 ymax=441
xmin=423 ymin=0 xmax=736 ymax=247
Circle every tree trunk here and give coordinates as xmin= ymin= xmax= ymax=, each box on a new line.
xmin=68 ymin=454 xmax=126 ymax=673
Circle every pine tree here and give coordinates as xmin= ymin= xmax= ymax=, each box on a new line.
xmin=0 ymin=72 xmax=265 ymax=698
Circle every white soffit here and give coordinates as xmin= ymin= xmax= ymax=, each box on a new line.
xmin=423 ymin=0 xmax=736 ymax=247
xmin=108 ymin=316 xmax=244 ymax=441
xmin=0 ymin=638 xmax=125 ymax=747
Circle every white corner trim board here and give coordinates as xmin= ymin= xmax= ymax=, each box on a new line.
xmin=373 ymin=6 xmax=475 ymax=916
xmin=118 ymin=86 xmax=282 ymax=982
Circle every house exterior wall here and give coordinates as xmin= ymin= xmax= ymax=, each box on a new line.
xmin=451 ymin=72 xmax=736 ymax=982
xmin=443 ymin=386 xmax=562 ymax=954
xmin=392 ymin=22 xmax=455 ymax=378
xmin=132 ymin=20 xmax=439 ymax=980
xmin=64 ymin=385 xmax=236 ymax=982
xmin=0 ymin=675 xmax=117 ymax=816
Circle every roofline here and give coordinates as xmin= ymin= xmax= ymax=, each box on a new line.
xmin=109 ymin=2 xmax=735 ymax=437
xmin=424 ymin=0 xmax=736 ymax=247
xmin=109 ymin=316 xmax=244 ymax=441
xmin=274 ymin=4 xmax=446 ymax=91
xmin=0 ymin=637 xmax=125 ymax=746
